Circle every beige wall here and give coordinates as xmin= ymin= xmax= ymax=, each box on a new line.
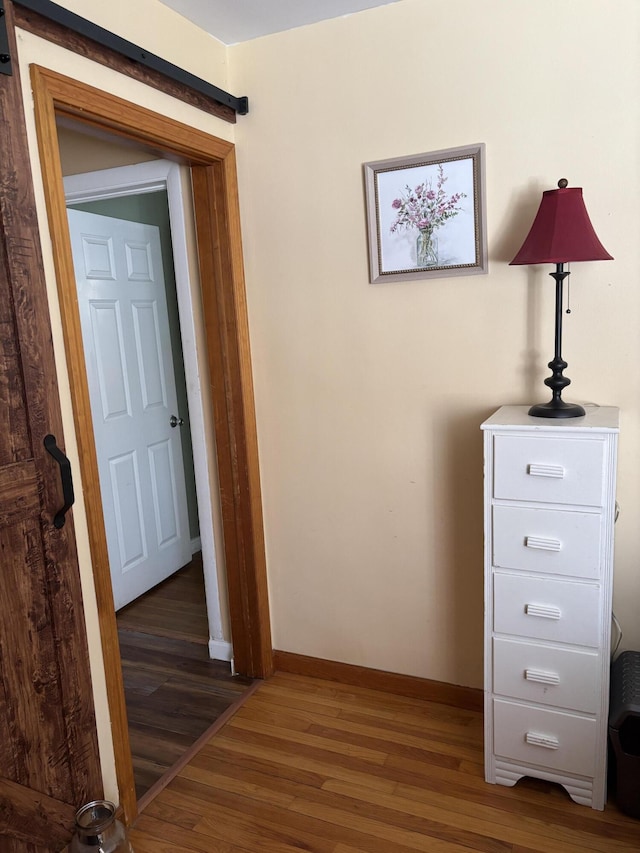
xmin=229 ymin=0 xmax=640 ymax=687
xmin=56 ymin=125 xmax=157 ymax=174
xmin=53 ymin=0 xmax=228 ymax=86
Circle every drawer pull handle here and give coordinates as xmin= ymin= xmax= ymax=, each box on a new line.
xmin=525 ymin=536 xmax=562 ymax=552
xmin=525 ymin=603 xmax=561 ymax=620
xmin=528 ymin=463 xmax=565 ymax=479
xmin=525 ymin=668 xmax=560 ymax=685
xmin=525 ymin=731 xmax=560 ymax=750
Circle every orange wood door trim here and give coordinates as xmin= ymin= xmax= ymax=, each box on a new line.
xmin=30 ymin=64 xmax=272 ymax=825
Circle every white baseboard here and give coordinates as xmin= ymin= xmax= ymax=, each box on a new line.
xmin=209 ymin=638 xmax=233 ymax=662
xmin=191 ymin=536 xmax=202 ymax=555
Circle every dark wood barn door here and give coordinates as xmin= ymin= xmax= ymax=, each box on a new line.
xmin=0 ymin=3 xmax=103 ymax=850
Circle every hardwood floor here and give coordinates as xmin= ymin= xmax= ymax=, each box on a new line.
xmin=117 ymin=558 xmax=253 ymax=799
xmin=128 ymin=672 xmax=640 ymax=852
xmin=117 ymin=555 xmax=210 ymax=644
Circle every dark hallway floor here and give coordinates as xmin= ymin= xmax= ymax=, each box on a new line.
xmin=116 ymin=556 xmax=253 ymax=799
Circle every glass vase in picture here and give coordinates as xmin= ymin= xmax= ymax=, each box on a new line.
xmin=416 ymin=227 xmax=438 ymax=267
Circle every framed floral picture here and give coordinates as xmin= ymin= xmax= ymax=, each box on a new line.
xmin=363 ymin=143 xmax=487 ymax=283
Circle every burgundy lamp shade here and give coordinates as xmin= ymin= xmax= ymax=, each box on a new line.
xmin=510 ymin=184 xmax=613 ymax=265
xmin=509 ymin=179 xmax=613 ymax=419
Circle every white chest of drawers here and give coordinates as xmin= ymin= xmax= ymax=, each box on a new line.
xmin=481 ymin=405 xmax=619 ymax=809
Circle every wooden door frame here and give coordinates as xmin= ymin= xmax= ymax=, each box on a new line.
xmin=29 ymin=65 xmax=273 ymax=825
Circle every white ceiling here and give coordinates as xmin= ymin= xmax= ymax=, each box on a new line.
xmin=157 ymin=0 xmax=402 ymax=45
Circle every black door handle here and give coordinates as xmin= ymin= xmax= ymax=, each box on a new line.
xmin=44 ymin=434 xmax=75 ymax=529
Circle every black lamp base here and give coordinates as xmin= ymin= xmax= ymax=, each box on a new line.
xmin=528 ymin=399 xmax=586 ymax=419
xmin=527 ymin=264 xmax=586 ymax=420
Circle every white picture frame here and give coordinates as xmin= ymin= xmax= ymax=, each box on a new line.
xmin=364 ymin=143 xmax=488 ymax=283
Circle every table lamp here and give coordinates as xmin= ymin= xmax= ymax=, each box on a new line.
xmin=510 ymin=179 xmax=613 ymax=418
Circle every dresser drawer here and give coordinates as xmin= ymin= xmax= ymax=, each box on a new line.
xmin=493 ymin=638 xmax=601 ymax=713
xmin=493 ymin=699 xmax=597 ymax=777
xmin=493 ymin=505 xmax=601 ymax=579
xmin=493 ymin=573 xmax=601 ymax=646
xmin=493 ymin=435 xmax=604 ymax=506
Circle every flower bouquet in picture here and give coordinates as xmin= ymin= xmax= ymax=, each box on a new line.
xmin=364 ymin=144 xmax=486 ymax=282
xmin=390 ymin=164 xmax=466 ymax=268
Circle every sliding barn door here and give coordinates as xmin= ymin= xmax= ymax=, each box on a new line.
xmin=0 ymin=3 xmax=103 ymax=850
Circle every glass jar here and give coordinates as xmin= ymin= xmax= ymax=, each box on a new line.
xmin=70 ymin=800 xmax=133 ymax=853
xmin=416 ymin=227 xmax=438 ymax=267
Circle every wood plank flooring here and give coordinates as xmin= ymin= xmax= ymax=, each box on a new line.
xmin=129 ymin=672 xmax=640 ymax=852
xmin=117 ymin=555 xmax=210 ymax=644
xmin=116 ymin=558 xmax=253 ymax=799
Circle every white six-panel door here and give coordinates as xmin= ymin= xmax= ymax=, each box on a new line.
xmin=68 ymin=208 xmax=191 ymax=610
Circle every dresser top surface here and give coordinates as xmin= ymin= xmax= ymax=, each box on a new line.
xmin=481 ymin=405 xmax=619 ymax=432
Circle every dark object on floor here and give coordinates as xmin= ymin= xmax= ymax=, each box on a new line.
xmin=609 ymin=650 xmax=640 ymax=819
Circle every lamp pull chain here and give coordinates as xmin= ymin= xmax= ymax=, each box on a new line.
xmin=566 ymin=262 xmax=571 ymax=314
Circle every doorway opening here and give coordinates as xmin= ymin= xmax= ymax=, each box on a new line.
xmin=62 ymin=155 xmax=232 ymax=660
xmin=61 ymin=150 xmax=250 ymax=798
xmin=31 ymin=65 xmax=273 ymax=825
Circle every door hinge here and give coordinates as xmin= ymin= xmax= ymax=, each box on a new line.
xmin=0 ymin=1 xmax=11 ymax=75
